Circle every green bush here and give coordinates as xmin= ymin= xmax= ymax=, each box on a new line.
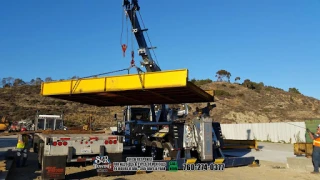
xmin=288 ymin=87 xmax=301 ymax=94
xmin=190 ymin=78 xmax=212 ymax=86
xmin=215 ymin=90 xmax=231 ymax=97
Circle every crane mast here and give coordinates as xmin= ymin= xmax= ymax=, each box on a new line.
xmin=122 ymin=0 xmax=170 ymax=122
xmin=123 ymin=0 xmax=161 ymax=72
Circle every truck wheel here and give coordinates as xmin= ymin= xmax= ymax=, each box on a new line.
xmin=38 ymin=143 xmax=44 ymax=169
xmin=162 ymin=142 xmax=176 ymax=160
xmin=140 ymin=136 xmax=150 ymax=155
xmin=150 ymin=141 xmax=163 ymax=160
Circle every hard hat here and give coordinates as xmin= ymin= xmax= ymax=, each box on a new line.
xmin=21 ymin=127 xmax=27 ymax=132
xmin=318 ymin=124 xmax=320 ymax=128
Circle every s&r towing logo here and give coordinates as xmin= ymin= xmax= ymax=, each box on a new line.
xmin=94 ymin=156 xmax=113 ymax=172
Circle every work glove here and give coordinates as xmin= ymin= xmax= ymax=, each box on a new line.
xmin=307 ymin=128 xmax=315 ymax=135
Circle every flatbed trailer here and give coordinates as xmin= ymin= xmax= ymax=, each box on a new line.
xmin=33 ymin=132 xmax=124 ymax=180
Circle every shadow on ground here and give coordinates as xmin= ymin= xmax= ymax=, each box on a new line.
xmin=6 ymin=152 xmax=41 ymax=180
xmin=222 ymin=149 xmax=253 ymax=157
xmin=66 ymin=168 xmax=153 ymax=179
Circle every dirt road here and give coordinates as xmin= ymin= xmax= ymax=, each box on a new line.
xmin=4 ymin=139 xmax=320 ymax=180
xmin=6 ymin=154 xmax=320 ymax=180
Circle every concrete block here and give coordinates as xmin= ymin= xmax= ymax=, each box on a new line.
xmin=286 ymin=157 xmax=314 ymax=172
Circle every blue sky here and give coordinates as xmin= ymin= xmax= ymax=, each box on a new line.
xmin=0 ymin=0 xmax=319 ymax=99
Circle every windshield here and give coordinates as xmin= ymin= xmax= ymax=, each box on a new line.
xmin=37 ymin=119 xmax=45 ymax=130
xmin=46 ymin=118 xmax=55 ymax=130
xmin=131 ymin=108 xmax=150 ymax=121
xmin=55 ymin=119 xmax=64 ymax=130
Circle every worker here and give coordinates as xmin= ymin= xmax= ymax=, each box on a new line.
xmin=194 ymin=103 xmax=216 ymax=118
xmin=307 ymin=125 xmax=320 ymax=174
xmin=15 ymin=132 xmax=30 ymax=168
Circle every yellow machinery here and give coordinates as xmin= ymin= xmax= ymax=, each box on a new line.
xmin=82 ymin=114 xmax=95 ymax=131
xmin=0 ymin=116 xmax=9 ymax=131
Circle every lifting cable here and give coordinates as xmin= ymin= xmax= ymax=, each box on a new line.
xmin=120 ymin=7 xmax=128 ymax=57
xmin=71 ymin=68 xmax=130 ymax=94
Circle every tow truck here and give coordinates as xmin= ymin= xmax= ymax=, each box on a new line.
xmin=110 ymin=0 xmax=257 ymax=168
xmin=40 ymin=0 xmax=258 ymax=171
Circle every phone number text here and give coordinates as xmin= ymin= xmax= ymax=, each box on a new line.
xmin=183 ymin=163 xmax=225 ymax=171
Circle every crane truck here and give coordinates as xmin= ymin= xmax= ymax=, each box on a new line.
xmin=36 ymin=1 xmax=257 ymax=178
xmin=111 ymin=0 xmax=257 ymax=169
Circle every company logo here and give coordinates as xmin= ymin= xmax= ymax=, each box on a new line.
xmin=93 ymin=156 xmax=112 ymax=172
xmin=168 ymin=161 xmax=178 ymax=172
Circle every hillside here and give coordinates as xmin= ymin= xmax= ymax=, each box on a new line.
xmin=0 ymin=81 xmax=319 ymax=127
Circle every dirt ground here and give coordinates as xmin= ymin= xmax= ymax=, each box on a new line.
xmin=6 ymin=151 xmax=320 ymax=180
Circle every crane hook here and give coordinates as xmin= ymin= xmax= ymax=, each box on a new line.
xmin=121 ymin=44 xmax=127 ymax=57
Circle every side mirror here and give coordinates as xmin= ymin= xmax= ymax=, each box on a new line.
xmin=114 ymin=114 xmax=117 ymax=120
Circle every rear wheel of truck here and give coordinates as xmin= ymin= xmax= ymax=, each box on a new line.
xmin=162 ymin=142 xmax=176 ymax=160
xmin=150 ymin=141 xmax=163 ymax=160
xmin=38 ymin=142 xmax=44 ymax=169
xmin=139 ymin=136 xmax=150 ymax=156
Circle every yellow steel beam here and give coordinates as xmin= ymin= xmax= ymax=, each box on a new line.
xmin=222 ymin=139 xmax=258 ymax=150
xmin=205 ymin=90 xmax=215 ymax=96
xmin=186 ymin=158 xmax=197 ymax=164
xmin=214 ymin=158 xmax=225 ymax=164
xmin=41 ymin=69 xmax=188 ymax=96
xmin=187 ymin=82 xmax=214 ymax=101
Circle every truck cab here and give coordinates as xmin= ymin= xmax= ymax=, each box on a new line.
xmin=34 ymin=114 xmax=66 ymax=131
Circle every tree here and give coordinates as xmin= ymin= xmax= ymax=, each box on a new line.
xmin=288 ymin=87 xmax=301 ymax=94
xmin=30 ymin=79 xmax=35 ymax=85
xmin=45 ymin=77 xmax=53 ymax=82
xmin=1 ymin=77 xmax=14 ymax=87
xmin=234 ymin=77 xmax=240 ymax=83
xmin=190 ymin=78 xmax=212 ymax=86
xmin=70 ymin=76 xmax=79 ymax=79
xmin=1 ymin=78 xmax=6 ymax=87
xmin=35 ymin=77 xmax=43 ymax=85
xmin=13 ymin=78 xmax=26 ymax=86
xmin=215 ymin=70 xmax=231 ymax=82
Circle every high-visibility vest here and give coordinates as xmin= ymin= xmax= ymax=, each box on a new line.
xmin=16 ymin=135 xmax=28 ymax=149
xmin=17 ymin=140 xmax=25 ymax=149
xmin=313 ymin=136 xmax=320 ymax=147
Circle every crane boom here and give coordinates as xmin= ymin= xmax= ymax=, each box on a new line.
xmin=123 ymin=0 xmax=161 ymax=72
xmin=122 ymin=0 xmax=188 ymax=122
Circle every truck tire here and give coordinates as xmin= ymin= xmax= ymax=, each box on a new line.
xmin=162 ymin=142 xmax=176 ymax=160
xmin=138 ymin=136 xmax=150 ymax=156
xmin=150 ymin=141 xmax=163 ymax=160
xmin=33 ymin=135 xmax=40 ymax=153
xmin=38 ymin=142 xmax=44 ymax=169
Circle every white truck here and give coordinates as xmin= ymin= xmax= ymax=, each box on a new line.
xmin=32 ymin=114 xmax=124 ymax=180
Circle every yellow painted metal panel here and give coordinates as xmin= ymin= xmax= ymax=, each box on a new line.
xmin=105 ymin=69 xmax=188 ymax=91
xmin=42 ymin=81 xmax=72 ymax=95
xmin=71 ymin=78 xmax=106 ymax=94
xmin=214 ymin=158 xmax=224 ymax=164
xmin=41 ymin=69 xmax=188 ymax=95
xmin=153 ymin=132 xmax=167 ymax=138
xmin=205 ymin=90 xmax=215 ymax=96
xmin=223 ymin=139 xmax=258 ymax=150
xmin=186 ymin=158 xmax=197 ymax=164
